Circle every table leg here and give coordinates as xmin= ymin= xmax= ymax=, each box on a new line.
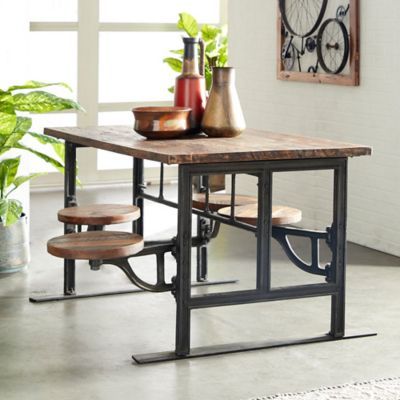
xmin=256 ymin=169 xmax=273 ymax=291
xmin=195 ymin=175 xmax=208 ymax=282
xmin=196 ymin=216 xmax=208 ymax=282
xmin=133 ymin=158 xmax=144 ymax=236
xmin=131 ymin=159 xmax=375 ymax=365
xmin=175 ymin=165 xmax=192 ymax=357
xmin=63 ymin=142 xmax=77 ymax=295
xmin=330 ymin=159 xmax=348 ymax=338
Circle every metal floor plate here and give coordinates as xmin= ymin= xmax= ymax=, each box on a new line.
xmin=132 ymin=330 xmax=377 ymax=364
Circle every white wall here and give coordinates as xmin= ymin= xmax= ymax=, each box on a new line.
xmin=229 ymin=0 xmax=400 ymax=257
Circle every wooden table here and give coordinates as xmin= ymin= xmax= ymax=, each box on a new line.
xmin=44 ymin=126 xmax=374 ymax=363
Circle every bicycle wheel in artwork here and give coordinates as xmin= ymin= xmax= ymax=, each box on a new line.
xmin=277 ymin=0 xmax=359 ymax=86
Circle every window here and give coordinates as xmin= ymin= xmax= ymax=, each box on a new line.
xmin=99 ymin=0 xmax=220 ymax=24
xmin=29 ymin=0 xmax=78 ymax=22
xmin=29 ymin=0 xmax=227 ymax=186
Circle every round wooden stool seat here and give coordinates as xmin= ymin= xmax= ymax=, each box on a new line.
xmin=192 ymin=193 xmax=257 ymax=212
xmin=218 ymin=204 xmax=302 ymax=226
xmin=47 ymin=231 xmax=144 ymax=260
xmin=58 ymin=204 xmax=141 ymax=226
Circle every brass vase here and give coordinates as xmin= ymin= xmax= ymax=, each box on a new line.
xmin=201 ymin=67 xmax=246 ymax=138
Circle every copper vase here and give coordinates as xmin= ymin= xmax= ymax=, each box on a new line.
xmin=201 ymin=67 xmax=246 ymax=138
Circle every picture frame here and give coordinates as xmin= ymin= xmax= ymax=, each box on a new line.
xmin=277 ymin=0 xmax=360 ymax=86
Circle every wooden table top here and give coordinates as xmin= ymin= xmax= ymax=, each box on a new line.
xmin=45 ymin=125 xmax=372 ymax=165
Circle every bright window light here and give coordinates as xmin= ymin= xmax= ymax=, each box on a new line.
xmin=27 ymin=0 xmax=223 ymax=178
xmin=99 ymin=32 xmax=181 ymax=103
xmin=29 ymin=32 xmax=78 ymax=95
xmin=29 ymin=0 xmax=78 ymax=22
xmin=100 ymin=0 xmax=220 ymax=23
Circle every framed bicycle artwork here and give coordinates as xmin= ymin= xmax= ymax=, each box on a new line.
xmin=277 ymin=0 xmax=360 ymax=86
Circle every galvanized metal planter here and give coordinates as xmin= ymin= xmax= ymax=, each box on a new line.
xmin=0 ymin=214 xmax=30 ymax=273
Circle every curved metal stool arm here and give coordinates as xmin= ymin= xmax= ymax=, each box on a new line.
xmin=198 ymin=217 xmax=221 ymax=242
xmin=272 ymin=225 xmax=331 ymax=278
xmin=96 ymin=258 xmax=174 ymax=293
xmin=210 ymin=221 xmax=221 ymax=240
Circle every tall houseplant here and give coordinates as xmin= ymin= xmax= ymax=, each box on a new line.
xmin=0 ymin=81 xmax=83 ymax=170
xmin=164 ymin=13 xmax=228 ymax=92
xmin=0 ymin=81 xmax=82 ymax=273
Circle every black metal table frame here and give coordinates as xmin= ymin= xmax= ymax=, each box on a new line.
xmin=36 ymin=140 xmax=376 ymax=362
xmin=133 ymin=151 xmax=374 ymax=362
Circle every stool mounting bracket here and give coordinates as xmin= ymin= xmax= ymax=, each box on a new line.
xmin=272 ymin=226 xmax=332 ymax=278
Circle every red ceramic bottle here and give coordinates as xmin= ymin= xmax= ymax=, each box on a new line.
xmin=174 ymin=37 xmax=206 ymax=134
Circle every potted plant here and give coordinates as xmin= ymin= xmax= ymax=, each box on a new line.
xmin=0 ymin=156 xmax=40 ymax=272
xmin=0 ymin=81 xmax=82 ymax=273
xmin=164 ymin=12 xmax=228 ymax=92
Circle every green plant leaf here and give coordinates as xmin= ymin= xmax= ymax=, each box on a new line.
xmin=163 ymin=57 xmax=183 ymax=73
xmin=12 ymin=173 xmax=44 ymax=191
xmin=13 ymin=91 xmax=84 ymax=113
xmin=14 ymin=116 xmax=32 ymax=133
xmin=205 ymin=41 xmax=220 ymax=59
xmin=205 ymin=67 xmax=213 ymax=92
xmin=0 ymin=90 xmax=12 ymax=103
xmin=27 ymin=131 xmax=61 ymax=145
xmin=52 ymin=142 xmax=65 ymax=162
xmin=168 ymin=86 xmax=175 ymax=94
xmin=0 ymin=198 xmax=23 ymax=226
xmin=169 ymin=49 xmax=184 ymax=56
xmin=0 ymin=145 xmax=11 ymax=158
xmin=0 ymin=134 xmax=7 ymax=148
xmin=0 ymin=164 xmax=7 ymax=198
xmin=6 ymin=171 xmax=45 ymax=201
xmin=22 ymin=134 xmax=76 ymax=183
xmin=4 ymin=132 xmax=26 ymax=148
xmin=15 ymin=144 xmax=64 ymax=174
xmin=5 ymin=158 xmax=20 ymax=188
xmin=0 ymin=103 xmax=17 ymax=135
xmin=7 ymin=199 xmax=23 ymax=225
xmin=0 ymin=157 xmax=21 ymax=190
xmin=205 ymin=41 xmax=216 ymax=53
xmin=27 ymin=131 xmax=65 ymax=162
xmin=8 ymin=80 xmax=72 ymax=92
xmin=201 ymin=24 xmax=221 ymax=42
xmin=0 ymin=198 xmax=6 ymax=218
xmin=217 ymin=45 xmax=228 ymax=67
xmin=177 ymin=13 xmax=199 ymax=38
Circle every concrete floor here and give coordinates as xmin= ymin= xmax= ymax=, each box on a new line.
xmin=1 ymin=184 xmax=400 ymax=400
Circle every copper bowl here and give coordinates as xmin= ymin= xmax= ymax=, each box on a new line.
xmin=132 ymin=106 xmax=192 ymax=140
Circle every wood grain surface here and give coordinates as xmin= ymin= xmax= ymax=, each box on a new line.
xmin=218 ymin=204 xmax=302 ymax=226
xmin=192 ymin=193 xmax=257 ymax=212
xmin=45 ymin=126 xmax=372 ymax=165
xmin=58 ymin=204 xmax=140 ymax=226
xmin=47 ymin=231 xmax=144 ymax=260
